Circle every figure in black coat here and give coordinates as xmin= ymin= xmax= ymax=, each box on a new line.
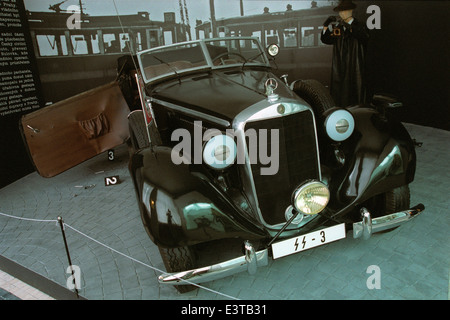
xmin=321 ymin=1 xmax=369 ymax=107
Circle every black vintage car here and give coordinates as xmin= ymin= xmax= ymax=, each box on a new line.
xmin=124 ymin=37 xmax=424 ymax=292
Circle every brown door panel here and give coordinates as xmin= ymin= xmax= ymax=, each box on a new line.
xmin=21 ymin=81 xmax=130 ymax=178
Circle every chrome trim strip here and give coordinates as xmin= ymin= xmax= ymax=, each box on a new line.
xmin=246 ymin=101 xmax=310 ymax=122
xmin=134 ymin=74 xmax=153 ymax=142
xmin=353 ymin=204 xmax=425 ymax=239
xmin=198 ymin=41 xmax=214 ymax=67
xmin=150 ymin=97 xmax=231 ymax=128
xmin=158 ymin=246 xmax=269 ymax=285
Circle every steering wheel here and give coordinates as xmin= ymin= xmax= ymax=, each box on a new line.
xmin=213 ymin=52 xmax=247 ymax=65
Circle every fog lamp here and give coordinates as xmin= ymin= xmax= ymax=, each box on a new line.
xmin=292 ymin=181 xmax=330 ymax=215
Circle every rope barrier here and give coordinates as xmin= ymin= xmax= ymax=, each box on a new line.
xmin=63 ymin=223 xmax=239 ymax=300
xmin=0 ymin=212 xmax=58 ymax=224
xmin=0 ymin=211 xmax=239 ymax=300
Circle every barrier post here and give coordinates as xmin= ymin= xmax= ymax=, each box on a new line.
xmin=57 ymin=216 xmax=79 ymax=299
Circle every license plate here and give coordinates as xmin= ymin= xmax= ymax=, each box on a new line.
xmin=272 ymin=224 xmax=346 ymax=259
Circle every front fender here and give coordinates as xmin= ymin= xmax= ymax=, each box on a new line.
xmin=337 ymin=107 xmax=416 ymax=204
xmin=129 ymin=146 xmax=266 ymax=248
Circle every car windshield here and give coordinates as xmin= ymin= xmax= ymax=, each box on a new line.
xmin=138 ymin=37 xmax=269 ymax=83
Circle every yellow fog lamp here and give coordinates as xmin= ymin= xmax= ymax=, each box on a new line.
xmin=292 ymin=181 xmax=330 ymax=215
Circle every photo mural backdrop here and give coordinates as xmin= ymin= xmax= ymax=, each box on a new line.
xmin=0 ymin=0 xmax=447 ymax=188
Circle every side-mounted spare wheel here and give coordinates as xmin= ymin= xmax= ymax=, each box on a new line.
xmin=127 ymin=110 xmax=162 ymax=153
xmin=291 ymin=79 xmax=336 ymax=117
xmin=128 ymin=110 xmax=150 ymax=151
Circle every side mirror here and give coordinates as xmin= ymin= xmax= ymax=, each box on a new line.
xmin=372 ymin=94 xmax=403 ymax=109
xmin=371 ymin=94 xmax=403 ymax=120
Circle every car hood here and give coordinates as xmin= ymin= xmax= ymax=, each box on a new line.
xmin=150 ymin=69 xmax=297 ymax=126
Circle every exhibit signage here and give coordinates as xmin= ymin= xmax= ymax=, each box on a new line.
xmin=0 ymin=0 xmax=43 ymax=117
xmin=0 ymin=0 xmax=44 ymax=188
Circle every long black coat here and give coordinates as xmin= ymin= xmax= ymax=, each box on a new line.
xmin=321 ymin=18 xmax=369 ymax=107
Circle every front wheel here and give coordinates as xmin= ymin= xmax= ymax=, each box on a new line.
xmin=158 ymin=245 xmax=198 ymax=293
xmin=364 ymin=185 xmax=411 ymax=233
xmin=384 ymin=185 xmax=410 ymax=215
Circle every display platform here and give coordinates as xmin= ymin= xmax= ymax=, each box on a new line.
xmin=0 ymin=123 xmax=448 ymax=300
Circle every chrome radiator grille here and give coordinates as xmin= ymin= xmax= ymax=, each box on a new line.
xmin=245 ymin=110 xmax=320 ymax=225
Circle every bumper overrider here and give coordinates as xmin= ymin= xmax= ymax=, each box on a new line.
xmin=158 ymin=204 xmax=425 ymax=286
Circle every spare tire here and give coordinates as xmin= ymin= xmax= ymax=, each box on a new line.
xmin=128 ymin=110 xmax=150 ymax=151
xmin=291 ymin=79 xmax=336 ymax=117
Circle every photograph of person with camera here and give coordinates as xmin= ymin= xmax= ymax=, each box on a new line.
xmin=321 ymin=0 xmax=369 ymax=107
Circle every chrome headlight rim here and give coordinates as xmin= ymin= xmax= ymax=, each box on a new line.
xmin=292 ymin=180 xmax=330 ymax=215
xmin=202 ymin=134 xmax=237 ymax=170
xmin=285 ymin=205 xmax=305 ymax=225
xmin=267 ymin=43 xmax=280 ymax=57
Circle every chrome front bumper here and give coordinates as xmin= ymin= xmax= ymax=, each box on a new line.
xmin=352 ymin=203 xmax=425 ymax=240
xmin=158 ymin=204 xmax=425 ymax=286
xmin=158 ymin=241 xmax=269 ymax=286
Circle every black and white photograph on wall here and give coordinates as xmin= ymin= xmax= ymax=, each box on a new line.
xmin=23 ymin=0 xmax=340 ymax=103
xmin=0 ymin=0 xmax=448 ymax=305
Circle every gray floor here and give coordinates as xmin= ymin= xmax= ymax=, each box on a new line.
xmin=0 ymin=123 xmax=448 ymax=300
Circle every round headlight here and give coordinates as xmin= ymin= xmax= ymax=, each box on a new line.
xmin=267 ymin=44 xmax=280 ymax=57
xmin=292 ymin=181 xmax=330 ymax=215
xmin=325 ymin=109 xmax=355 ymax=142
xmin=203 ymin=134 xmax=237 ymax=170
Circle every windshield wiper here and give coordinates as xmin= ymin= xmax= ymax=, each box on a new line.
xmin=152 ymin=55 xmax=181 ymax=84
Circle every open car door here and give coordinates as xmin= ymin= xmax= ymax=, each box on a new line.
xmin=20 ymin=81 xmax=130 ymax=178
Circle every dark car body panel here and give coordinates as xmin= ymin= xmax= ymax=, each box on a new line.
xmin=129 ymin=146 xmax=268 ymax=248
xmin=150 ymin=68 xmax=296 ymax=125
xmin=335 ymin=107 xmax=415 ymax=206
xmin=17 ymin=37 xmax=420 ymax=279
xmin=129 ymin=67 xmax=416 ymax=248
